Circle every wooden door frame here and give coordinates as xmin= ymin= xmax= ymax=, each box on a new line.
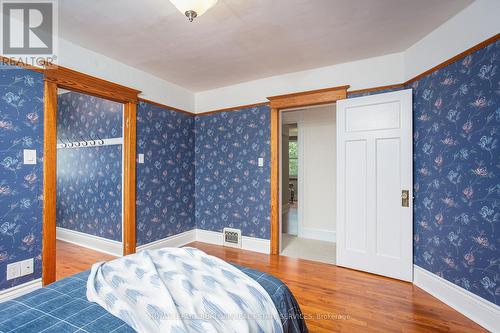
xmin=267 ymin=85 xmax=349 ymax=255
xmin=42 ymin=65 xmax=140 ymax=285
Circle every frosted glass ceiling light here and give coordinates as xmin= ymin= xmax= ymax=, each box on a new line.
xmin=169 ymin=0 xmax=218 ymax=22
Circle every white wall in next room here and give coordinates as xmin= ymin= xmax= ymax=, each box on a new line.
xmin=282 ymin=105 xmax=336 ymax=242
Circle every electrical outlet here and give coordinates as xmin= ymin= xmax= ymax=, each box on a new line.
xmin=138 ymin=153 xmax=144 ymax=164
xmin=20 ymin=258 xmax=34 ymax=276
xmin=6 ymin=262 xmax=20 ymax=280
xmin=258 ymin=157 xmax=264 ymax=167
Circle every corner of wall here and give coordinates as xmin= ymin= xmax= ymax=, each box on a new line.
xmin=59 ymin=38 xmax=196 ymax=112
xmin=194 ymin=52 xmax=405 ymax=113
xmin=403 ymin=0 xmax=500 ymax=80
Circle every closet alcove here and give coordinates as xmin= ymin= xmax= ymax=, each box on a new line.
xmin=55 ymin=89 xmax=124 ymax=280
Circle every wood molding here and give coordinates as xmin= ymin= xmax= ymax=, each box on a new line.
xmin=268 ymin=85 xmax=348 ymax=254
xmin=42 ymin=68 xmax=140 ymax=285
xmin=44 ymin=64 xmax=141 ymax=103
xmin=348 ymin=83 xmax=405 ymax=96
xmin=42 ymin=80 xmax=57 ymax=286
xmin=138 ymin=98 xmax=195 ymax=116
xmin=1 ymin=56 xmax=44 ymax=73
xmin=123 ymin=102 xmax=137 ymax=256
xmin=197 ymin=102 xmax=270 ymax=116
xmin=267 ymin=85 xmax=349 ymax=110
xmin=405 ymin=33 xmax=499 ymax=85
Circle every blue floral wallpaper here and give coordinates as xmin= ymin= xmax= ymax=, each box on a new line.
xmin=136 ymin=102 xmax=195 ymax=246
xmin=56 ymin=92 xmax=123 ymax=241
xmin=412 ymin=40 xmax=500 ymax=305
xmin=0 ymin=65 xmax=44 ymax=291
xmin=57 ymin=146 xmax=122 ymax=241
xmin=194 ymin=105 xmax=271 ymax=239
xmin=57 ymin=91 xmax=122 ymax=141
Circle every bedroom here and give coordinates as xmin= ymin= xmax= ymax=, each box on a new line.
xmin=0 ymin=0 xmax=498 ymax=332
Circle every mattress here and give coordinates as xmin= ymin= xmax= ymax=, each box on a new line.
xmin=0 ymin=265 xmax=307 ymax=333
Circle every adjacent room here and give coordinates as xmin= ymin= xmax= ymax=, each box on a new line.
xmin=280 ymin=105 xmax=337 ymax=265
xmin=0 ymin=0 xmax=498 ymax=332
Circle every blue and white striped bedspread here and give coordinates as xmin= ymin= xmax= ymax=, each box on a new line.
xmin=0 ymin=264 xmax=307 ymax=332
xmin=86 ymin=248 xmax=283 ymax=333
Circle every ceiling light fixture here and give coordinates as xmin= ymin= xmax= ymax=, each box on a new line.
xmin=169 ymin=0 xmax=218 ymax=22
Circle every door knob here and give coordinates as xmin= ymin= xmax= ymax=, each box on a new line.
xmin=401 ymin=190 xmax=409 ymax=207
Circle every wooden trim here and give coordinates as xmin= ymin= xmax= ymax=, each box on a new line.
xmin=42 ymin=68 xmax=140 ymax=285
xmin=138 ymin=98 xmax=195 ymax=116
xmin=348 ymin=83 xmax=405 ymax=96
xmin=197 ymin=102 xmax=270 ymax=116
xmin=405 ymin=33 xmax=499 ymax=85
xmin=267 ymin=85 xmax=349 ymax=110
xmin=267 ymin=85 xmax=350 ymax=100
xmin=44 ymin=64 xmax=141 ymax=103
xmin=1 ymin=56 xmax=44 ymax=73
xmin=42 ymin=80 xmax=57 ymax=286
xmin=267 ymin=85 xmax=348 ymax=254
xmin=123 ymin=102 xmax=137 ymax=255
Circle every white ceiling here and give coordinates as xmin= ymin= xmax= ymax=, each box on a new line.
xmin=59 ymin=0 xmax=473 ymax=92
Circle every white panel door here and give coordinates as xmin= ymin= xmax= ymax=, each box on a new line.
xmin=336 ymin=89 xmax=413 ymax=281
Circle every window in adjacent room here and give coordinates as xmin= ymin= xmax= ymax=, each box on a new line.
xmin=289 ymin=140 xmax=298 ymax=178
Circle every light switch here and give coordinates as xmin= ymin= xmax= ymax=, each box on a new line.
xmin=138 ymin=153 xmax=144 ymax=164
xmin=23 ymin=149 xmax=37 ymax=165
xmin=258 ymin=157 xmax=264 ymax=167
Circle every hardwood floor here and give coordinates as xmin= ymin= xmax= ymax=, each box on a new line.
xmin=55 ymin=240 xmax=486 ymax=332
xmin=56 ymin=240 xmax=116 ymax=280
xmin=188 ymin=242 xmax=486 ymax=333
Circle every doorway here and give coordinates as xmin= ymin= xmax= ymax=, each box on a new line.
xmin=55 ymin=88 xmax=124 ymax=280
xmin=268 ymin=85 xmax=348 ymax=256
xmin=269 ymin=86 xmax=413 ymax=281
xmin=282 ymin=124 xmax=298 ymax=236
xmin=280 ymin=105 xmax=337 ymax=264
xmin=42 ymin=66 xmax=139 ymax=285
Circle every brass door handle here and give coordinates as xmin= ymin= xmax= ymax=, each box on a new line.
xmin=402 ymin=190 xmax=409 ymax=207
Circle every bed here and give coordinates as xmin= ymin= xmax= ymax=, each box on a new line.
xmin=0 ymin=263 xmax=308 ymax=333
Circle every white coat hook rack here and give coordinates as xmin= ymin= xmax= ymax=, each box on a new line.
xmin=57 ymin=137 xmax=123 ymax=149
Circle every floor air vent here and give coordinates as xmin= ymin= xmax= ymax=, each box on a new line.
xmin=223 ymin=228 xmax=242 ymax=248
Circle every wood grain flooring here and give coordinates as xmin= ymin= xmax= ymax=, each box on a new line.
xmin=56 ymin=240 xmax=116 ymax=281
xmin=55 ymin=240 xmax=487 ymax=333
